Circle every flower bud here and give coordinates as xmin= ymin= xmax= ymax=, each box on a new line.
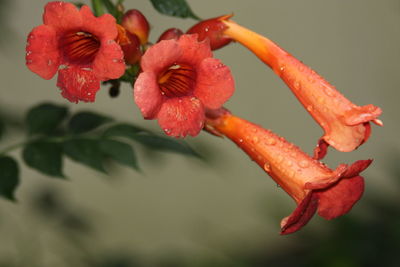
xmin=187 ymin=15 xmax=233 ymax=50
xmin=116 ymin=25 xmax=141 ymax=65
xmin=157 ymin=28 xmax=184 ymax=42
xmin=121 ymin=9 xmax=150 ymax=45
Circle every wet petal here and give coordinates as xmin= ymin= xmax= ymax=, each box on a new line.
xmin=157 ymin=97 xmax=205 ymax=137
xmin=134 ymin=72 xmax=164 ymax=119
xmin=178 ymin=34 xmax=212 ymax=66
xmin=26 ymin=25 xmax=60 ymax=80
xmin=43 ymin=1 xmax=82 ymax=32
xmin=280 ymin=192 xmax=319 ymax=235
xmin=57 ymin=66 xmax=100 ymax=103
xmin=194 ymin=58 xmax=235 ymax=109
xmin=141 ymin=39 xmax=182 ymax=74
xmin=80 ymin=5 xmax=118 ymax=40
xmin=92 ymin=40 xmax=125 ymax=80
xmin=317 ymin=176 xmax=364 ymax=220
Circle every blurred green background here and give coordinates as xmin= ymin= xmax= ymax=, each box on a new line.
xmin=0 ymin=0 xmax=399 ymax=266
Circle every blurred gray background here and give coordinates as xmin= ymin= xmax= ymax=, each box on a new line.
xmin=0 ymin=0 xmax=399 ymax=266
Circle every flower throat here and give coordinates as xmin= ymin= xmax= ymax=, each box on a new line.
xmin=158 ymin=64 xmax=196 ymax=97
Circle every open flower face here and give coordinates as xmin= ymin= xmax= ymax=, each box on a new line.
xmin=26 ymin=1 xmax=125 ymax=103
xmin=134 ymin=34 xmax=235 ymax=137
xmin=206 ymin=110 xmax=372 ymax=234
xmin=220 ymin=19 xmax=382 ymax=158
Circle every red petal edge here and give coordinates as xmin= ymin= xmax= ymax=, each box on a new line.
xmin=280 ymin=192 xmax=319 ymax=235
xmin=317 ymin=176 xmax=365 ymax=220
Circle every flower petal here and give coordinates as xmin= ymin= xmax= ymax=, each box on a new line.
xmin=26 ymin=25 xmax=60 ymax=79
xmin=157 ymin=97 xmax=205 ymax=137
xmin=141 ymin=39 xmax=182 ymax=74
xmin=280 ymin=192 xmax=319 ymax=235
xmin=178 ymin=34 xmax=212 ymax=66
xmin=43 ymin=1 xmax=82 ymax=32
xmin=92 ymin=40 xmax=125 ymax=80
xmin=57 ymin=66 xmax=100 ymax=103
xmin=317 ymin=176 xmax=364 ymax=220
xmin=134 ymin=72 xmax=163 ymax=119
xmin=194 ymin=58 xmax=235 ymax=109
xmin=79 ymin=5 xmax=118 ymax=40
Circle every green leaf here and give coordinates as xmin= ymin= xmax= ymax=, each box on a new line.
xmin=68 ymin=112 xmax=112 ymax=134
xmin=23 ymin=141 xmax=64 ymax=178
xmin=63 ymin=138 xmax=105 ymax=173
xmin=103 ymin=123 xmax=147 ymax=140
xmin=26 ymin=103 xmax=68 ymax=135
xmin=149 ymin=0 xmax=200 ymax=20
xmin=134 ymin=134 xmax=200 ymax=157
xmin=0 ymin=156 xmax=19 ymax=201
xmin=100 ymin=139 xmax=139 ymax=170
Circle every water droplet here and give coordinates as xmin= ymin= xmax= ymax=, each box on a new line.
xmin=47 ymin=59 xmax=52 ymax=66
xmin=178 ymin=99 xmax=182 ymax=103
xmin=293 ymin=81 xmax=301 ymax=90
xmin=238 ymin=138 xmax=243 ymax=143
xmin=298 ymin=160 xmax=309 ymax=168
xmin=298 ymin=65 xmax=305 ymax=72
xmin=286 ymin=161 xmax=293 ymax=167
xmin=265 ymin=138 xmax=276 ymax=145
xmin=164 ymin=128 xmax=171 ymax=134
xmin=317 ymin=97 xmax=324 ymax=104
xmin=276 ymin=184 xmax=281 ymax=188
xmin=26 ymin=59 xmax=33 ymax=64
xmin=26 ymin=51 xmax=32 ymax=56
xmin=307 ymin=105 xmax=313 ymax=112
xmin=276 ymin=155 xmax=283 ymax=163
xmin=323 ymin=87 xmax=334 ymax=97
xmin=253 ymin=136 xmax=259 ymax=144
xmin=263 ymin=162 xmax=271 ymax=172
xmin=280 ymin=65 xmax=286 ymax=72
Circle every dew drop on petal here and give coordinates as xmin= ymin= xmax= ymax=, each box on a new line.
xmin=263 ymin=162 xmax=271 ymax=172
xmin=238 ymin=138 xmax=243 ymax=143
xmin=298 ymin=160 xmax=309 ymax=168
xmin=307 ymin=105 xmax=313 ymax=112
xmin=253 ymin=136 xmax=259 ymax=144
xmin=265 ymin=138 xmax=276 ymax=146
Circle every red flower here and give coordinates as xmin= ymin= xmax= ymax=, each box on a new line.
xmin=220 ymin=19 xmax=382 ymax=158
xmin=206 ymin=109 xmax=372 ymax=234
xmin=134 ymin=34 xmax=235 ymax=137
xmin=26 ymin=1 xmax=125 ymax=103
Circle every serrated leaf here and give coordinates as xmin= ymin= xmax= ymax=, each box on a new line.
xmin=100 ymin=139 xmax=139 ymax=170
xmin=0 ymin=156 xmax=19 ymax=201
xmin=134 ymin=134 xmax=200 ymax=157
xmin=23 ymin=141 xmax=64 ymax=178
xmin=103 ymin=123 xmax=147 ymax=140
xmin=68 ymin=112 xmax=112 ymax=134
xmin=26 ymin=103 xmax=68 ymax=135
xmin=149 ymin=0 xmax=200 ymax=20
xmin=63 ymin=138 xmax=105 ymax=173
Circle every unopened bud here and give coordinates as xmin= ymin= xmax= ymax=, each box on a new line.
xmin=157 ymin=28 xmax=184 ymax=42
xmin=187 ymin=15 xmax=233 ymax=50
xmin=116 ymin=25 xmax=142 ymax=65
xmin=121 ymin=9 xmax=150 ymax=45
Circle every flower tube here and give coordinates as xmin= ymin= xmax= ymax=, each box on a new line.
xmin=220 ymin=19 xmax=382 ymax=158
xmin=205 ymin=109 xmax=372 ymax=234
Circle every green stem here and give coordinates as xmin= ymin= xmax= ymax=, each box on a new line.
xmin=0 ymin=140 xmax=31 ymax=156
xmin=91 ymin=0 xmax=104 ymax=16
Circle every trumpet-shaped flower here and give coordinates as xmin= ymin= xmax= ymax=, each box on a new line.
xmin=220 ymin=19 xmax=382 ymax=158
xmin=134 ymin=34 xmax=235 ymax=137
xmin=26 ymin=1 xmax=125 ymax=103
xmin=205 ymin=109 xmax=372 ymax=234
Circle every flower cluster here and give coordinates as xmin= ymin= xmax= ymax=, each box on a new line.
xmin=26 ymin=1 xmax=382 ymax=234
